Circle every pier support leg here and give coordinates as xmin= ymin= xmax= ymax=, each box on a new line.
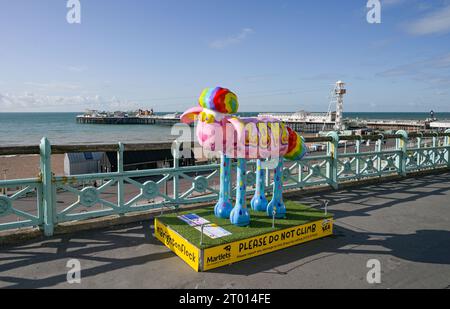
xmin=214 ymin=154 xmax=233 ymax=219
xmin=230 ymin=158 xmax=250 ymax=226
xmin=267 ymin=158 xmax=286 ymax=219
xmin=251 ymin=159 xmax=268 ymax=212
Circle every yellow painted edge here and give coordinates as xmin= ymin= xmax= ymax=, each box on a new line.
xmin=154 ymin=218 xmax=201 ymax=272
xmin=202 ymin=218 xmax=334 ymax=271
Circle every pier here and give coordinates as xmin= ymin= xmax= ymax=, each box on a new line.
xmin=77 ymin=113 xmax=336 ymax=132
xmin=284 ymin=120 xmax=335 ymax=133
xmin=259 ymin=112 xmax=336 ymax=133
xmin=260 ymin=82 xmax=436 ymax=133
xmin=362 ymin=119 xmax=429 ymax=132
xmin=261 ymin=112 xmax=430 ymax=133
xmin=76 ymin=115 xmax=180 ymax=126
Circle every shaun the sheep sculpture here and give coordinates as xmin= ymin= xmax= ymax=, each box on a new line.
xmin=181 ymin=87 xmax=307 ymax=227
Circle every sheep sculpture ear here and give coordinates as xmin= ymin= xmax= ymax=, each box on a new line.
xmin=180 ymin=107 xmax=203 ymax=124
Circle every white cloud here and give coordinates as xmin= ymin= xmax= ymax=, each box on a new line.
xmin=24 ymin=82 xmax=81 ymax=91
xmin=209 ymin=28 xmax=254 ymax=49
xmin=0 ymin=92 xmax=139 ymax=111
xmin=379 ymin=53 xmax=450 ymax=76
xmin=407 ymin=5 xmax=450 ymax=35
xmin=378 ymin=53 xmax=450 ymax=88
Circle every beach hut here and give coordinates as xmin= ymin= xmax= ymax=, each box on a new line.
xmin=64 ymin=152 xmax=111 ymax=176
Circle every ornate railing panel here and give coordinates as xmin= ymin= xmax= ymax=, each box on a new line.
xmin=0 ymin=179 xmax=43 ymax=230
xmin=337 ymin=150 xmax=401 ymax=181
xmin=406 ymin=146 xmax=449 ymax=172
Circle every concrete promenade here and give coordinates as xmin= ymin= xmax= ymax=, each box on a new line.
xmin=1 ymin=173 xmax=450 ymax=289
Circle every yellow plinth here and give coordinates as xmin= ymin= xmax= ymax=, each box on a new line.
xmin=154 ymin=217 xmax=334 ymax=272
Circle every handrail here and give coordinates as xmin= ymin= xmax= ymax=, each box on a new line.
xmin=0 ymin=145 xmax=41 ymax=156
xmin=2 ymin=133 xmax=450 ymax=155
xmin=0 ymin=141 xmax=196 ymax=155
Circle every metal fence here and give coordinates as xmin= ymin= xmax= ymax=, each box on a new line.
xmin=0 ymin=129 xmax=449 ymax=236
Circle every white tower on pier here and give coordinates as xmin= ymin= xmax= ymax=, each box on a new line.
xmin=334 ymin=81 xmax=346 ymax=131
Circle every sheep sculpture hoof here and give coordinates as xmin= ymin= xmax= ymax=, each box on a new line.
xmin=230 ymin=207 xmax=250 ymax=227
xmin=214 ymin=199 xmax=233 ymax=219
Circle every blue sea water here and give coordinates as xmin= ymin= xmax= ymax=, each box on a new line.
xmin=0 ymin=112 xmax=449 ymax=146
xmin=0 ymin=113 xmax=177 ymax=146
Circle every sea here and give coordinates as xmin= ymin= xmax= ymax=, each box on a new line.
xmin=0 ymin=112 xmax=449 ymax=146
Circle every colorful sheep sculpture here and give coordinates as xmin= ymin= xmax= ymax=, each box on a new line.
xmin=181 ymin=87 xmax=307 ymax=226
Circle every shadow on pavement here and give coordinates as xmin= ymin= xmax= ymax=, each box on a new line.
xmin=0 ymin=222 xmax=171 ymax=288
xmin=299 ymin=173 xmax=450 ymax=220
xmin=0 ymin=173 xmax=449 ymax=286
xmin=209 ymin=226 xmax=450 ymax=276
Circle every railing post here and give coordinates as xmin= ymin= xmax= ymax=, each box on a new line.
xmin=376 ymin=135 xmax=383 ymax=177
xmin=355 ymin=137 xmax=361 ymax=179
xmin=326 ymin=131 xmax=339 ymax=190
xmin=396 ymin=130 xmax=408 ymax=177
xmin=40 ymin=137 xmax=54 ymax=236
xmin=117 ymin=142 xmax=125 ymax=213
xmin=445 ymin=129 xmax=450 ymax=168
xmin=432 ymin=133 xmax=437 ymax=166
xmin=172 ymin=141 xmax=180 ymax=202
xmin=416 ymin=133 xmax=423 ymax=168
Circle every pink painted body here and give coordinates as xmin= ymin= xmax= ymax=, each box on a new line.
xmin=181 ymin=107 xmax=291 ymax=160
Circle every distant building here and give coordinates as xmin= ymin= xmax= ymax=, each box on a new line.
xmin=430 ymin=121 xmax=450 ymax=130
xmin=259 ymin=110 xmax=336 ymax=123
xmin=138 ymin=109 xmax=154 ymax=116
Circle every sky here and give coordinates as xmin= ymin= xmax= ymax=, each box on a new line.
xmin=0 ymin=0 xmax=450 ymax=113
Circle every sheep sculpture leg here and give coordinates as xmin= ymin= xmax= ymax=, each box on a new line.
xmin=267 ymin=157 xmax=287 ymax=219
xmin=251 ymin=159 xmax=268 ymax=212
xmin=230 ymin=158 xmax=250 ymax=226
xmin=214 ymin=154 xmax=233 ymax=219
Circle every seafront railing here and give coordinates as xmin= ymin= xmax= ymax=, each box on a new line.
xmin=0 ymin=129 xmax=449 ymax=237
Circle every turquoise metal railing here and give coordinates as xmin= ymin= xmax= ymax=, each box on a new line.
xmin=0 ymin=130 xmax=449 ymax=236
